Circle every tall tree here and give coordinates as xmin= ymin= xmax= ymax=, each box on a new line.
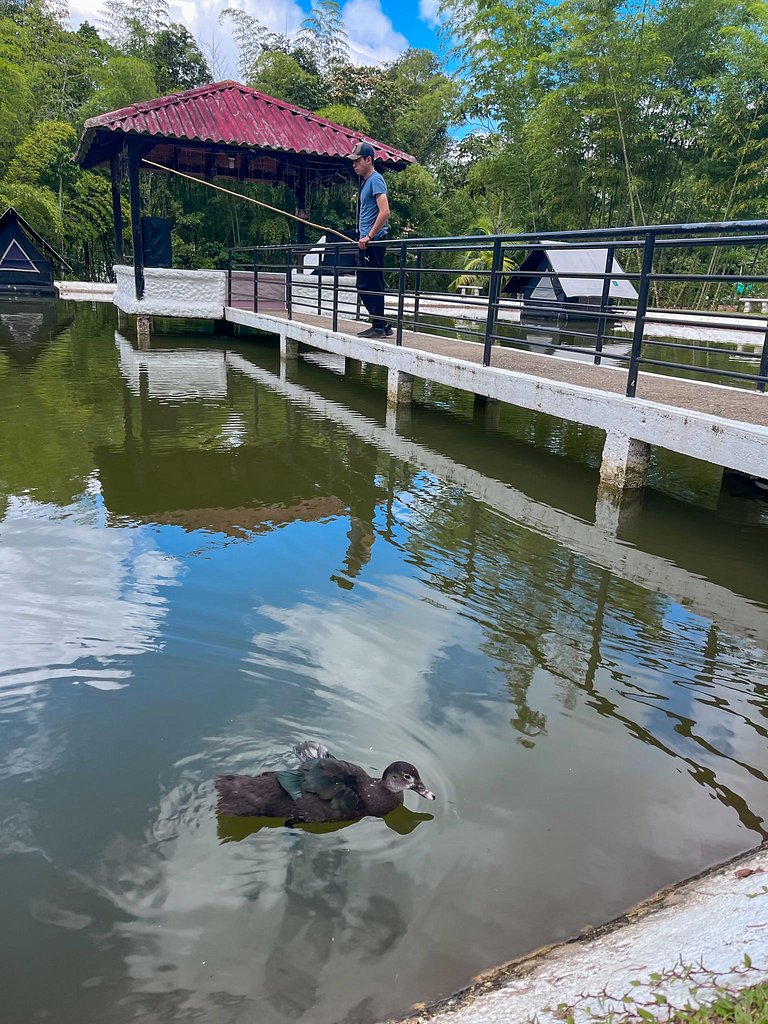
xmin=297 ymin=0 xmax=348 ymax=74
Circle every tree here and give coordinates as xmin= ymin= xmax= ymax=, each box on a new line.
xmin=77 ymin=55 xmax=156 ymax=122
xmin=297 ymin=0 xmax=348 ymax=74
xmin=99 ymin=0 xmax=169 ymax=54
xmin=315 ymin=104 xmax=370 ymax=133
xmin=149 ymin=23 xmax=211 ymax=94
xmin=248 ymin=51 xmax=325 ymax=109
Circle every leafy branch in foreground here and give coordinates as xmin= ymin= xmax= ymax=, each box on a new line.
xmin=538 ymin=956 xmax=763 ymax=1024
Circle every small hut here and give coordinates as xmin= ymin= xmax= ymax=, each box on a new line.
xmin=0 ymin=208 xmax=70 ymax=298
xmin=504 ymin=241 xmax=638 ymax=319
xmin=73 ymin=81 xmax=415 ymax=306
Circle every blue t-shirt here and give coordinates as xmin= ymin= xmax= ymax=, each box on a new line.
xmin=359 ymin=170 xmax=388 ymax=240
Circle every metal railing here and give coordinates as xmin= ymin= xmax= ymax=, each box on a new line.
xmin=227 ymin=220 xmax=768 ymax=397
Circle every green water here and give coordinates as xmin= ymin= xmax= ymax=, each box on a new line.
xmin=1 ymin=300 xmax=767 ymax=1024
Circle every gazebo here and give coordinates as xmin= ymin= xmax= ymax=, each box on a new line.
xmin=73 ymin=81 xmax=415 ymax=315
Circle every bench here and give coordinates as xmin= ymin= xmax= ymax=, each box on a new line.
xmin=737 ymin=297 xmax=768 ymax=313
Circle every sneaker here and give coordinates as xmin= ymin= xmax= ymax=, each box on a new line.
xmin=358 ymin=324 xmax=393 ymax=338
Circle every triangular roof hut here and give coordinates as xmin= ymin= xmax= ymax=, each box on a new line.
xmin=0 ymin=208 xmax=71 ymax=298
xmin=504 ymin=241 xmax=638 ymax=319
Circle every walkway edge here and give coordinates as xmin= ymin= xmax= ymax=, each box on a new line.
xmin=225 ymin=308 xmax=768 ymax=479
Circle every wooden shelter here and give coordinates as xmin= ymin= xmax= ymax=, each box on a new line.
xmin=73 ymin=81 xmax=415 ymax=300
xmin=503 ymin=242 xmax=638 ymax=319
xmin=0 ymin=207 xmax=71 ymax=298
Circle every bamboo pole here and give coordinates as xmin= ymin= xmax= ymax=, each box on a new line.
xmin=141 ymin=158 xmax=355 ymax=243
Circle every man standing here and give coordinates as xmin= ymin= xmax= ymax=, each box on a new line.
xmin=349 ymin=141 xmax=391 ymax=338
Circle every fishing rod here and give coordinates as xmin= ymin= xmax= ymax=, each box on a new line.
xmin=141 ymin=158 xmax=355 ymax=243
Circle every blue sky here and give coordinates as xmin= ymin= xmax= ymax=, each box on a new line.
xmin=67 ymin=0 xmax=446 ymax=76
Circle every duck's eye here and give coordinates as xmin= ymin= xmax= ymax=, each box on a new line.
xmin=404 ymin=774 xmax=413 ymax=782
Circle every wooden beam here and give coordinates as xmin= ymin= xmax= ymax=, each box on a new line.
xmin=127 ymin=141 xmax=145 ymax=300
xmin=110 ymin=148 xmax=125 ymax=264
xmin=295 ymin=164 xmax=308 ymax=245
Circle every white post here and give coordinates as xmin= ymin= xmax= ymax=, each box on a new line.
xmin=599 ymin=430 xmax=651 ymax=494
xmin=387 ymin=367 xmax=413 ymax=408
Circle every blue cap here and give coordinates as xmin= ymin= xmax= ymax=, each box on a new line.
xmin=349 ymin=141 xmax=375 ymax=160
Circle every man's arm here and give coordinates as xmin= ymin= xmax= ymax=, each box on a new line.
xmin=358 ymin=193 xmax=391 ymax=249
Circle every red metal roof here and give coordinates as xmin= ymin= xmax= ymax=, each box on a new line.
xmin=75 ymin=80 xmax=415 ymax=170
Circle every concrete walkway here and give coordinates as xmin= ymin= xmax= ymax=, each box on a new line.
xmin=393 ymin=843 xmax=768 ymax=1024
xmin=270 ymin=310 xmax=768 ymax=429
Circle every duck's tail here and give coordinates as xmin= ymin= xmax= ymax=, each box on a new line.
xmin=295 ymin=740 xmax=334 ymax=762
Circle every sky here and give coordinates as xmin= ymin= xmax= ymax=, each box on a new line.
xmin=66 ymin=0 xmax=445 ymax=76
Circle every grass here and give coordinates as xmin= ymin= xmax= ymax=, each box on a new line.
xmin=547 ymin=958 xmax=767 ymax=1024
xmin=669 ymin=984 xmax=768 ymax=1023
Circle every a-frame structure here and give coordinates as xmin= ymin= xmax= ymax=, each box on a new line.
xmin=0 ymin=208 xmax=71 ymax=297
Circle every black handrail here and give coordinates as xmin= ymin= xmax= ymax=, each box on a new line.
xmin=227 ymin=219 xmax=768 ymax=396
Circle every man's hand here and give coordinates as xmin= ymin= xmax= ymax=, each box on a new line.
xmin=358 ymin=235 xmax=370 ymax=250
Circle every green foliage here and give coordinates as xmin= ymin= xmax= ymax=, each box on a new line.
xmin=0 ymin=59 xmax=34 ymax=175
xmin=315 ymin=104 xmax=370 ymax=133
xmin=247 ymin=51 xmax=326 ymax=109
xmin=0 ymin=181 xmax=61 ymax=237
xmin=78 ymin=55 xmax=157 ymax=122
xmin=441 ymin=0 xmax=768 ymax=231
xmin=6 ymin=120 xmax=77 ymax=190
xmin=149 ymin=24 xmax=210 ymax=93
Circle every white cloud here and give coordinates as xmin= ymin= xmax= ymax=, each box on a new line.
xmin=0 ymin=497 xmax=178 ymax=693
xmin=418 ymin=0 xmax=440 ymax=29
xmin=342 ymin=0 xmax=409 ymax=65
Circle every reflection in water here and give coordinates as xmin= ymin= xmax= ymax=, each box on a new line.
xmin=0 ymin=313 xmax=767 ymax=1024
xmin=217 ymin=805 xmax=435 ymax=842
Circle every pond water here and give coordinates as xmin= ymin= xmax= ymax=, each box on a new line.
xmin=418 ymin=312 xmax=765 ymax=390
xmin=1 ymin=300 xmax=767 ymax=1024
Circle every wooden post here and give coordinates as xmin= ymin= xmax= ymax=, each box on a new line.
xmin=295 ymin=165 xmax=307 ymax=246
xmin=127 ymin=141 xmax=145 ymax=300
xmin=110 ymin=149 xmax=125 ymax=264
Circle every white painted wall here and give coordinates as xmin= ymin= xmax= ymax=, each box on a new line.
xmin=113 ymin=265 xmax=226 ymax=318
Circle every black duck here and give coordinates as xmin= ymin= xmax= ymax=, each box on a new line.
xmin=215 ymin=741 xmax=435 ymax=824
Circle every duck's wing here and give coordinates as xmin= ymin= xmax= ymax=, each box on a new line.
xmin=295 ymin=740 xmax=334 ymax=762
xmin=276 ymin=758 xmax=365 ymax=817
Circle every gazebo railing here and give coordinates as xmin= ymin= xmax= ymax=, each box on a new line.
xmin=227 ymin=220 xmax=768 ymax=397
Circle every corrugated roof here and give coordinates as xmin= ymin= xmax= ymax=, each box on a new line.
xmin=74 ymin=81 xmax=415 ymax=170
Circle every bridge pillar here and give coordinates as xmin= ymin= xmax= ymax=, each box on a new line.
xmin=473 ymin=394 xmax=501 ymax=430
xmin=345 ymin=357 xmax=364 ymax=379
xmin=387 ymin=367 xmax=413 ymax=408
xmin=599 ymin=431 xmax=650 ymax=494
xmin=136 ymin=314 xmax=152 ymax=349
xmin=279 ymin=333 xmax=298 ymax=379
xmin=279 ymin=333 xmax=298 ymax=361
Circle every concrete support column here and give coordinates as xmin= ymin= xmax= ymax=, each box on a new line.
xmin=279 ymin=333 xmax=298 ymax=380
xmin=386 ymin=367 xmax=413 ymax=408
xmin=136 ymin=314 xmax=152 ymax=349
xmin=473 ymin=394 xmax=501 ymax=430
xmin=279 ymin=334 xmax=299 ymax=361
xmin=345 ymin=357 xmax=364 ymax=379
xmin=599 ymin=431 xmax=650 ymax=494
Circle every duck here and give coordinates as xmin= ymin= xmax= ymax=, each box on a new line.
xmin=215 ymin=741 xmax=436 ymax=824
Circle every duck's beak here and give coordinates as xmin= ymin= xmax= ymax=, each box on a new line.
xmin=413 ymin=782 xmax=436 ymax=801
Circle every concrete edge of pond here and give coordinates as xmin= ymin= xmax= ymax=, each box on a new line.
xmin=392 ymin=842 xmax=768 ymax=1024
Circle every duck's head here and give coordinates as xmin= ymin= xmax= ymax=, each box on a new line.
xmin=383 ymin=761 xmax=435 ymax=801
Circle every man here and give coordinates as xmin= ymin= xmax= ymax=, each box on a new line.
xmin=349 ymin=140 xmax=391 ymax=338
